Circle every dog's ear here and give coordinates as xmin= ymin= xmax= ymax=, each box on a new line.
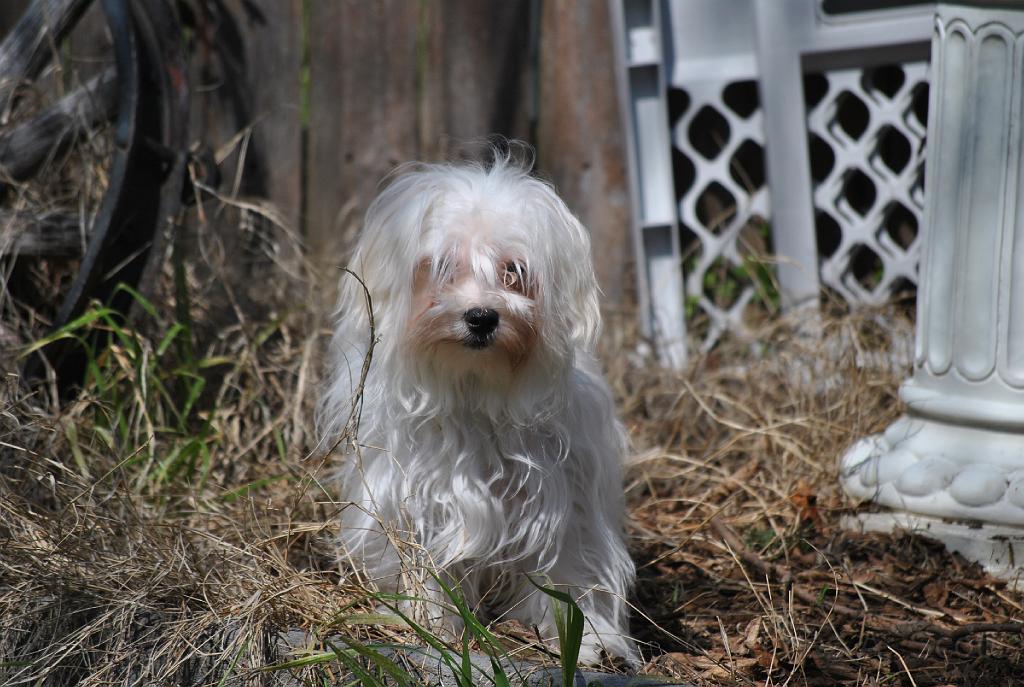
xmin=532 ymin=187 xmax=603 ymax=354
xmin=334 ymin=165 xmax=444 ymax=342
xmin=352 ymin=166 xmax=438 ymax=303
xmin=323 ymin=169 xmax=438 ymax=385
xmin=558 ymin=212 xmax=603 ymax=353
xmin=319 ymin=168 xmax=441 ymax=446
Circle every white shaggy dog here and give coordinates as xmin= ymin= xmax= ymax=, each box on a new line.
xmin=317 ymin=151 xmax=636 ymax=664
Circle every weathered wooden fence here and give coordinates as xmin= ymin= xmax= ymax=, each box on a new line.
xmin=1 ymin=0 xmax=632 ymax=306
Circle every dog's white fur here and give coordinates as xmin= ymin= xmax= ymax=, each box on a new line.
xmin=317 ymin=151 xmax=636 ymax=663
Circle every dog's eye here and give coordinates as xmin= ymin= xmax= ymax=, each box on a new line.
xmin=502 ymin=261 xmax=527 ymax=292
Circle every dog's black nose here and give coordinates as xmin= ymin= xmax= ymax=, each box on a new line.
xmin=464 ymin=307 xmax=499 ymax=337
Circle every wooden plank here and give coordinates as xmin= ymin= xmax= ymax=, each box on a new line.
xmin=306 ymin=0 xmax=419 ymax=280
xmin=304 ymin=0 xmax=630 ymax=309
xmin=306 ymin=0 xmax=532 ymax=283
xmin=419 ymin=0 xmax=532 ymax=158
xmin=174 ymin=0 xmax=302 ymax=286
xmin=233 ymin=0 xmax=303 ymax=235
xmin=537 ymin=0 xmax=632 ymax=309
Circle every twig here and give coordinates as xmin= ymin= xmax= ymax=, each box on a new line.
xmin=944 ymin=622 xmax=1024 ymax=641
xmin=852 ymin=581 xmax=945 ymax=619
xmin=326 ymin=268 xmax=377 ymax=455
xmin=888 ymin=646 xmax=917 ymax=687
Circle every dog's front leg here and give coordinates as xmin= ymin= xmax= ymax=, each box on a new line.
xmin=507 ymin=573 xmax=637 ymax=666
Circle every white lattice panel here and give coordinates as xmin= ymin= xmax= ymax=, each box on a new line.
xmin=671 ymin=80 xmax=771 ymax=350
xmin=669 ymin=63 xmax=929 ymax=351
xmin=808 ymin=62 xmax=929 ymax=304
xmin=613 ymin=0 xmax=935 ymax=361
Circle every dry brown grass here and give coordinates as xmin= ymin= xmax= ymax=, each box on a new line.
xmin=2 ymin=90 xmax=1022 ymax=681
xmin=4 ymin=237 xmax=1023 ymax=686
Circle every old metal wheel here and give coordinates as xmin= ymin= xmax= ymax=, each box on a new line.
xmin=0 ymin=0 xmax=190 ymax=394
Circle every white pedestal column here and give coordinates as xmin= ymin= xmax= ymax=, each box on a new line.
xmin=841 ymin=1 xmax=1024 ymax=579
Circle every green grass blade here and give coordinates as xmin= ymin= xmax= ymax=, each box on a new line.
xmin=488 ymin=655 xmax=511 ymax=687
xmin=431 ymin=573 xmax=505 ymax=654
xmin=327 ymin=637 xmax=413 ymax=687
xmin=273 ymin=427 xmax=287 ymax=460
xmin=61 ymin=418 xmax=90 ymax=478
xmin=528 ymin=578 xmax=585 ymax=687
xmin=198 ymin=355 xmax=235 ymax=368
xmin=216 ymin=635 xmax=250 ymax=687
xmin=254 ymin=317 xmax=284 ymax=347
xmin=262 ymin=650 xmax=341 ymax=671
xmin=331 ymin=647 xmax=387 ymax=686
xmin=156 ymin=322 xmax=186 ymax=357
xmin=283 ymin=644 xmax=384 ymax=687
xmin=179 ymin=374 xmax=206 ymax=426
xmin=369 ymin=594 xmax=466 ymax=680
xmin=423 ymin=574 xmax=519 ymax=687
xmin=196 ymin=440 xmax=213 ymax=490
xmin=20 ymin=307 xmax=116 ymax=357
xmin=459 ymin=633 xmax=473 ymax=687
xmin=98 ymin=309 xmax=137 ymax=353
xmin=335 ymin=611 xmax=404 ymax=626
xmin=112 ymin=283 xmax=159 ymax=318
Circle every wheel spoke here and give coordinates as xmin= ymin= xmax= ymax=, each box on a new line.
xmin=0 ymin=0 xmax=92 ymax=117
xmin=0 ymin=209 xmax=81 ymax=256
xmin=0 ymin=67 xmax=117 ymax=182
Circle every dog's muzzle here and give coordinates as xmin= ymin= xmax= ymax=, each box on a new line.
xmin=463 ymin=307 xmax=499 ymax=348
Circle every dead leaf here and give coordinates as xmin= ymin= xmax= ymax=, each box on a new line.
xmin=741 ymin=617 xmax=763 ymax=653
xmin=923 ymin=580 xmax=949 ymax=608
xmin=790 ymin=481 xmax=822 ymax=527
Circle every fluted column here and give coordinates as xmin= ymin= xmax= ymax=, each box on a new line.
xmin=841 ymin=1 xmax=1024 ymax=578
